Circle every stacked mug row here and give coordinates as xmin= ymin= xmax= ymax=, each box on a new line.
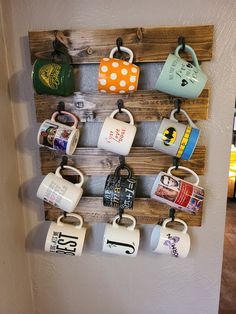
xmin=38 ymin=106 xmax=200 ymax=161
xmin=44 ymin=213 xmax=191 ymax=258
xmin=32 ymin=43 xmax=207 ymax=99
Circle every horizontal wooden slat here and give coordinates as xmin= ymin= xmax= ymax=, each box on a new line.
xmin=35 ymin=89 xmax=209 ymax=123
xmin=44 ymin=197 xmax=202 ymax=226
xmin=40 ymin=146 xmax=206 ymax=176
xmin=29 ymin=25 xmax=213 ymax=64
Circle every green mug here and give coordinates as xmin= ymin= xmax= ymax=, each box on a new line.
xmin=155 ymin=44 xmax=207 ymax=99
xmin=32 ymin=53 xmax=75 ymax=96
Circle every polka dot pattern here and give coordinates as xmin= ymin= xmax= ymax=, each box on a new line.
xmin=98 ymin=57 xmax=139 ymax=94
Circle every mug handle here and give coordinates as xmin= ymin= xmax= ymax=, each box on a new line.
xmin=162 ymin=217 xmax=188 ymax=234
xmin=174 ymin=44 xmax=200 ymax=70
xmin=109 ymin=46 xmax=134 ymax=63
xmin=55 ymin=165 xmax=85 ymax=188
xmin=113 ymin=214 xmax=136 ymax=231
xmin=57 ymin=213 xmax=83 ymax=229
xmin=170 ymin=108 xmax=198 ymax=128
xmin=109 ymin=108 xmax=134 ymax=125
xmin=51 ymin=111 xmax=78 ymax=129
xmin=167 ymin=166 xmax=199 ymax=186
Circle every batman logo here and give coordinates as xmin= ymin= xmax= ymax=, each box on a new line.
xmin=162 ymin=127 xmax=177 ymax=146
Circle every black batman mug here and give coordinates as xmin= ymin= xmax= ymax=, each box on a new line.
xmin=103 ymin=165 xmax=137 ymax=209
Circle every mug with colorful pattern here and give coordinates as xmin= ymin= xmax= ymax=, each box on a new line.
xmin=98 ymin=46 xmax=140 ymax=94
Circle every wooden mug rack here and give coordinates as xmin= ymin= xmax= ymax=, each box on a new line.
xmin=29 ymin=25 xmax=214 ymax=226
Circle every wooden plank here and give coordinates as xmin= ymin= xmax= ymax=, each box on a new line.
xmin=44 ymin=197 xmax=202 ymax=226
xmin=40 ymin=146 xmax=206 ymax=176
xmin=35 ymin=89 xmax=209 ymax=123
xmin=29 ymin=25 xmax=214 ymax=64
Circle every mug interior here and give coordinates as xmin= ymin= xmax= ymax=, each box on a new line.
xmin=150 ymin=225 xmax=161 ymax=251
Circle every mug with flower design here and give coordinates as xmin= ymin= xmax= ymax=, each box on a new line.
xmin=98 ymin=46 xmax=140 ymax=94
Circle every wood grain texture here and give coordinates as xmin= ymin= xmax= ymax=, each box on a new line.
xmin=44 ymin=197 xmax=202 ymax=226
xmin=35 ymin=89 xmax=209 ymax=123
xmin=29 ymin=25 xmax=214 ymax=64
xmin=40 ymin=146 xmax=206 ymax=176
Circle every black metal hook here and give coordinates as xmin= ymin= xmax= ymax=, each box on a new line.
xmin=173 ymin=156 xmax=180 ymax=170
xmin=57 ymin=101 xmax=65 ymax=115
xmin=117 ymin=99 xmax=124 ymax=113
xmin=63 ymin=211 xmax=67 ymax=218
xmin=178 ymin=36 xmax=186 ymax=52
xmin=174 ymin=98 xmax=182 ymax=114
xmin=169 ymin=208 xmax=176 ymax=222
xmin=119 ymin=155 xmax=125 ymax=169
xmin=116 ymin=37 xmax=123 ymax=53
xmin=60 ymin=156 xmax=68 ymax=170
xmin=118 ymin=205 xmax=124 ymax=222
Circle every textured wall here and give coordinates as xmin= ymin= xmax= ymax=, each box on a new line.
xmin=1 ymin=0 xmax=236 ymax=313
xmin=0 ymin=2 xmax=34 ymax=313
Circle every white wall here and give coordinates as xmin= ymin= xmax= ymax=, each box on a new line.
xmin=0 ymin=2 xmax=34 ymax=313
xmin=1 ymin=0 xmax=236 ymax=313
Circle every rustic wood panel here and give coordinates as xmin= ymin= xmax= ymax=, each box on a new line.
xmin=44 ymin=197 xmax=202 ymax=226
xmin=40 ymin=146 xmax=206 ymax=176
xmin=29 ymin=25 xmax=213 ymax=64
xmin=35 ymin=89 xmax=209 ymax=123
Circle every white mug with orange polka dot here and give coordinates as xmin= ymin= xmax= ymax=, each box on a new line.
xmin=97 ymin=108 xmax=137 ymax=156
xmin=98 ymin=46 xmax=140 ymax=94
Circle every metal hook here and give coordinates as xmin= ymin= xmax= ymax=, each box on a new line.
xmin=117 ymin=99 xmax=124 ymax=113
xmin=118 ymin=205 xmax=124 ymax=222
xmin=169 ymin=208 xmax=176 ymax=222
xmin=57 ymin=101 xmax=65 ymax=115
xmin=174 ymin=98 xmax=182 ymax=114
xmin=178 ymin=36 xmax=186 ymax=52
xmin=119 ymin=155 xmax=125 ymax=169
xmin=60 ymin=156 xmax=68 ymax=170
xmin=63 ymin=211 xmax=67 ymax=218
xmin=116 ymin=37 xmax=123 ymax=53
xmin=173 ymin=156 xmax=180 ymax=170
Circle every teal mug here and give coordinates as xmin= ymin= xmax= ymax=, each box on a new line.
xmin=155 ymin=44 xmax=207 ymax=99
xmin=32 ymin=52 xmax=75 ymax=96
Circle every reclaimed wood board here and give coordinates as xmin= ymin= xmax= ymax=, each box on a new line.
xmin=44 ymin=197 xmax=202 ymax=226
xmin=40 ymin=146 xmax=206 ymax=176
xmin=35 ymin=89 xmax=209 ymax=123
xmin=29 ymin=25 xmax=214 ymax=64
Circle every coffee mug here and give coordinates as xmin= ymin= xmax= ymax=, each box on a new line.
xmin=150 ymin=218 xmax=190 ymax=258
xmin=37 ymin=111 xmax=80 ymax=155
xmin=102 ymin=214 xmax=140 ymax=257
xmin=153 ymin=108 xmax=200 ymax=160
xmin=45 ymin=213 xmax=86 ymax=256
xmin=32 ymin=53 xmax=75 ymax=96
xmin=98 ymin=46 xmax=140 ymax=94
xmin=103 ymin=165 xmax=137 ymax=209
xmin=37 ymin=165 xmax=84 ymax=213
xmin=97 ymin=108 xmax=137 ymax=156
xmin=155 ymin=44 xmax=207 ymax=99
xmin=150 ymin=166 xmax=204 ymax=214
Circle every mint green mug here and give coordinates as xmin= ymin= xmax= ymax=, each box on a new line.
xmin=32 ymin=52 xmax=75 ymax=96
xmin=155 ymin=44 xmax=207 ymax=99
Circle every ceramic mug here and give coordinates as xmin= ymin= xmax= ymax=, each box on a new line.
xmin=103 ymin=164 xmax=137 ymax=209
xmin=153 ymin=108 xmax=200 ymax=160
xmin=150 ymin=218 xmax=190 ymax=258
xmin=32 ymin=53 xmax=75 ymax=96
xmin=45 ymin=213 xmax=86 ymax=256
xmin=155 ymin=44 xmax=207 ymax=99
xmin=102 ymin=214 xmax=140 ymax=257
xmin=98 ymin=46 xmax=140 ymax=94
xmin=37 ymin=165 xmax=84 ymax=213
xmin=37 ymin=111 xmax=80 ymax=155
xmin=97 ymin=108 xmax=137 ymax=156
xmin=150 ymin=166 xmax=204 ymax=214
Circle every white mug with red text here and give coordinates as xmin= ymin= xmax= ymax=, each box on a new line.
xmin=150 ymin=166 xmax=204 ymax=214
xmin=97 ymin=108 xmax=137 ymax=156
xmin=150 ymin=218 xmax=190 ymax=258
xmin=45 ymin=213 xmax=86 ymax=256
xmin=102 ymin=214 xmax=140 ymax=257
xmin=37 ymin=165 xmax=84 ymax=213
